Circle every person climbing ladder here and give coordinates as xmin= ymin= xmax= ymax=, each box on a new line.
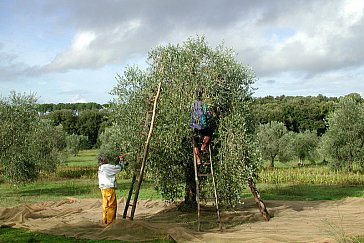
xmin=189 ymin=87 xmax=213 ymax=166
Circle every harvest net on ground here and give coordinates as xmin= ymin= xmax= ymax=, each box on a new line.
xmin=1 ymin=197 xmax=363 ymax=242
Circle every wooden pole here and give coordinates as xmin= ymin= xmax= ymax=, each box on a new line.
xmin=248 ymin=178 xmax=270 ymax=221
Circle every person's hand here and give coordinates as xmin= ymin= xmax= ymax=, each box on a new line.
xmin=117 ymin=153 xmax=129 ymax=167
xmin=118 ymin=153 xmax=128 ymax=159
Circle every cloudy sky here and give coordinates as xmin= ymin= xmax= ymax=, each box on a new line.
xmin=1 ymin=0 xmax=364 ymax=104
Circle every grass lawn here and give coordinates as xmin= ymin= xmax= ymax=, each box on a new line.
xmin=0 ymin=178 xmax=162 ymax=208
xmin=0 ymin=149 xmax=161 ymax=208
xmin=63 ymin=149 xmax=99 ymax=167
xmin=255 ymin=183 xmax=364 ymax=201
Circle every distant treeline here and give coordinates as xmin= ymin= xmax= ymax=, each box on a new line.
xmin=37 ymin=102 xmax=112 ymax=148
xmin=252 ymin=94 xmax=341 ymax=136
xmin=37 ymin=95 xmax=350 ymax=148
xmin=37 ymin=102 xmax=110 ymax=114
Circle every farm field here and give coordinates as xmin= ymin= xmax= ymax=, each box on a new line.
xmin=0 ymin=150 xmax=363 ymax=242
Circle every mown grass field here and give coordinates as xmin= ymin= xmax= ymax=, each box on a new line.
xmin=0 ymin=149 xmax=363 ymax=242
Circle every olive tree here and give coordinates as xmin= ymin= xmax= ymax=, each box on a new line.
xmin=257 ymin=121 xmax=288 ymax=168
xmin=320 ymin=94 xmax=364 ymax=171
xmin=0 ymin=92 xmax=67 ymax=183
xmin=277 ymin=131 xmax=296 ymax=163
xmin=66 ymin=134 xmax=88 ymax=156
xmin=292 ymin=130 xmax=319 ymax=164
xmin=108 ymin=36 xmax=259 ymax=207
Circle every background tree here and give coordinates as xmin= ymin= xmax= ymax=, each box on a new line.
xmin=257 ymin=121 xmax=288 ymax=168
xmin=277 ymin=131 xmax=296 ymax=163
xmin=252 ymin=95 xmax=337 ymax=135
xmin=66 ymin=134 xmax=88 ymax=156
xmin=48 ymin=109 xmax=78 ymax=135
xmin=108 ymin=36 xmax=259 ymax=207
xmin=77 ymin=110 xmax=105 ymax=148
xmin=0 ymin=92 xmax=66 ymax=183
xmin=319 ymin=94 xmax=364 ymax=172
xmin=292 ymin=130 xmax=319 ymax=164
xmin=46 ymin=107 xmax=109 ymax=148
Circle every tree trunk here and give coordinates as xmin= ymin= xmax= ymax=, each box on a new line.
xmin=348 ymin=158 xmax=353 ymax=173
xmin=269 ymin=155 xmax=275 ymax=168
xmin=183 ymin=156 xmax=197 ymax=210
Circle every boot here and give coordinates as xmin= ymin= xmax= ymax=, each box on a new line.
xmin=193 ymin=147 xmax=202 ymax=166
xmin=201 ymin=135 xmax=211 ymax=152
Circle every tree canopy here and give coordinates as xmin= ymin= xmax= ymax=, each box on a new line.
xmin=0 ymin=92 xmax=67 ymax=183
xmin=320 ymin=94 xmax=364 ymax=171
xmin=106 ymin=36 xmax=260 ymax=206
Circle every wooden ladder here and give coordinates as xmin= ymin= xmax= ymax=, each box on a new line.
xmin=122 ymin=82 xmax=162 ymax=220
xmin=193 ymin=144 xmax=222 ymax=231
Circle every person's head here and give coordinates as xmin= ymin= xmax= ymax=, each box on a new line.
xmin=98 ymin=154 xmax=109 ymax=166
xmin=194 ymin=87 xmax=203 ymax=100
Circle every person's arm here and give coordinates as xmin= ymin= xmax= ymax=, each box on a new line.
xmin=102 ymin=164 xmax=123 ymax=177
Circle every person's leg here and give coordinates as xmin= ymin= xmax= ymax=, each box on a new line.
xmin=101 ymin=189 xmax=108 ymax=224
xmin=101 ymin=188 xmax=117 ymax=224
xmin=201 ymin=136 xmax=211 ymax=151
xmin=193 ymin=147 xmax=201 ymax=165
xmin=192 ymin=130 xmax=201 ymax=165
xmin=201 ymin=128 xmax=212 ymax=151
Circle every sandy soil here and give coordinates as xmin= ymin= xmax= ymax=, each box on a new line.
xmin=0 ymin=197 xmax=363 ymax=242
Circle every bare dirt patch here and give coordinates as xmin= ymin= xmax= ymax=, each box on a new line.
xmin=1 ymin=197 xmax=363 ymax=242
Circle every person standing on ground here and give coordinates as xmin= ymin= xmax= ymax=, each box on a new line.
xmin=98 ymin=153 xmax=128 ymax=225
xmin=189 ymin=87 xmax=213 ymax=166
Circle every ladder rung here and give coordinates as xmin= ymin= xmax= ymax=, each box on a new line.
xmin=203 ymin=197 xmax=217 ymax=200
xmin=198 ymin=173 xmax=211 ymax=177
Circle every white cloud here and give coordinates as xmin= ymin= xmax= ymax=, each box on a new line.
xmin=341 ymin=0 xmax=364 ymax=25
xmin=41 ymin=18 xmax=144 ymax=73
xmin=2 ymin=0 xmax=364 ymax=102
xmin=250 ymin=0 xmax=364 ymax=77
xmin=72 ymin=31 xmax=96 ymax=51
xmin=67 ymin=94 xmax=88 ymax=103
